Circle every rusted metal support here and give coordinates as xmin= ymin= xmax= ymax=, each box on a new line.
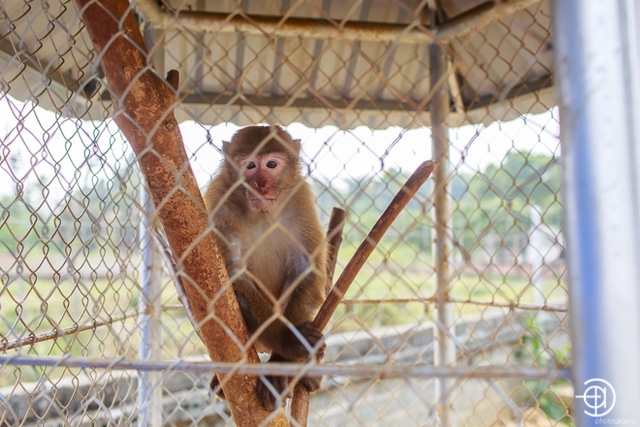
xmin=133 ymin=0 xmax=542 ymax=44
xmin=289 ymin=162 xmax=437 ymax=426
xmin=314 ymin=161 xmax=437 ymax=332
xmin=323 ymin=208 xmax=348 ymax=295
xmin=436 ymin=0 xmax=542 ymax=40
xmin=0 ymin=312 xmax=137 ymax=351
xmin=430 ymin=34 xmax=455 ymax=427
xmin=290 ymin=208 xmax=347 ymax=426
xmin=72 ymin=0 xmax=287 ymax=425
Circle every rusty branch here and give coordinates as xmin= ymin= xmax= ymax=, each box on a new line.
xmin=72 ymin=0 xmax=286 ymax=424
xmin=0 ymin=312 xmax=137 ymax=351
xmin=289 ymin=161 xmax=437 ymax=425
xmin=315 ymin=160 xmax=437 ymax=331
xmin=149 ymin=228 xmax=202 ymax=331
xmin=324 ymin=208 xmax=348 ymax=294
xmin=290 ymin=207 xmax=346 ymax=426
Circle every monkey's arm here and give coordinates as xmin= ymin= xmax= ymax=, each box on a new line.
xmin=261 ymin=187 xmax=328 ymax=360
xmin=226 ymin=243 xmax=325 ymax=361
xmin=271 ymin=223 xmax=327 ymax=360
xmin=230 ymin=273 xmax=322 ymax=361
xmin=282 ymin=198 xmax=328 ymax=321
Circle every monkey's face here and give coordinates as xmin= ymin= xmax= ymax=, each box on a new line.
xmin=236 ymin=152 xmax=289 ymax=212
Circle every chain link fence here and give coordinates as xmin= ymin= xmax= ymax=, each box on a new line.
xmin=0 ymin=0 xmax=571 ymax=426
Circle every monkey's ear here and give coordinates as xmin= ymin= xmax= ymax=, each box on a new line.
xmin=222 ymin=140 xmax=230 ymax=155
xmin=292 ymin=139 xmax=301 ymax=155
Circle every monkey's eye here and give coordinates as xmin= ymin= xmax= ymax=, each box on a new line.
xmin=246 ymin=162 xmax=257 ymax=169
xmin=266 ymin=160 xmax=277 ymax=169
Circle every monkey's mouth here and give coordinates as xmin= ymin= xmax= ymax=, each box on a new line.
xmin=247 ymin=196 xmax=276 ymax=212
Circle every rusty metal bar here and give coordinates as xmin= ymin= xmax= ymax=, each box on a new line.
xmin=447 ymin=299 xmax=568 ymax=313
xmin=287 ymin=163 xmax=436 ymax=426
xmin=430 ymin=25 xmax=455 ymax=427
xmin=342 ymin=298 xmax=568 ymax=313
xmin=436 ymin=0 xmax=543 ymax=40
xmin=313 ymin=161 xmax=438 ymax=333
xmin=0 ymin=355 xmax=571 ymax=380
xmin=0 ymin=312 xmax=137 ymax=351
xmin=71 ymin=1 xmax=286 ymax=425
xmin=133 ymin=0 xmax=542 ymax=44
xmin=324 ymin=208 xmax=348 ymax=291
xmin=163 ymin=298 xmax=568 ymax=312
xmin=290 ymin=207 xmax=347 ymax=426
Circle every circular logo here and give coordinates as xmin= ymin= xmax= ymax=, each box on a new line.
xmin=575 ymin=378 xmax=616 ymax=417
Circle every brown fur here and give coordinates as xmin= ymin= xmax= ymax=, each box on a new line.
xmin=204 ymin=125 xmax=327 ymax=410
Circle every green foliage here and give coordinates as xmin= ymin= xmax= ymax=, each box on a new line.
xmin=452 ymin=151 xmax=562 ymax=255
xmin=0 ymin=154 xmax=142 ymax=264
xmin=516 ymin=316 xmax=573 ymax=425
xmin=316 ymin=151 xmax=561 ymax=266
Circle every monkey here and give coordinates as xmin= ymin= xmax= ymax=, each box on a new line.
xmin=203 ymin=125 xmax=327 ymax=411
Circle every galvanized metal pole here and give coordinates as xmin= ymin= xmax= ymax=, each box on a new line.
xmin=137 ymin=187 xmax=164 ymax=427
xmin=136 ymin=26 xmax=165 ymax=427
xmin=527 ymin=205 xmax=545 ymax=315
xmin=553 ymin=0 xmax=640 ymax=424
xmin=430 ymin=38 xmax=456 ymax=426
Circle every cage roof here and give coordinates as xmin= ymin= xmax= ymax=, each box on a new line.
xmin=0 ymin=0 xmax=554 ymax=129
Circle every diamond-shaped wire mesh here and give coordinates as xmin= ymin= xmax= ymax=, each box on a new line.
xmin=0 ymin=0 xmax=571 ymax=426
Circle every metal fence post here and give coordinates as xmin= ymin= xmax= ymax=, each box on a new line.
xmin=430 ymin=37 xmax=456 ymax=427
xmin=553 ymin=0 xmax=640 ymax=423
xmin=137 ymin=187 xmax=164 ymax=427
xmin=135 ymin=24 xmax=166 ymax=427
xmin=527 ymin=205 xmax=545 ymax=316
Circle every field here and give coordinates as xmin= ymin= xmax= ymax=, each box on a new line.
xmin=0 ymin=242 xmax=568 ymax=388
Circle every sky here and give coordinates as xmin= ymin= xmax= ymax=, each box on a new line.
xmin=0 ymin=93 xmax=560 ymax=204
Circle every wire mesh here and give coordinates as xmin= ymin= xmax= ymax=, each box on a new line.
xmin=0 ymin=0 xmax=571 ymax=426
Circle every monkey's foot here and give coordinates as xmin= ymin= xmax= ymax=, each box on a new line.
xmin=256 ymin=374 xmax=291 ymax=411
xmin=209 ymin=375 xmax=226 ymax=400
xmin=277 ymin=322 xmax=326 ymax=361
xmin=298 ymin=375 xmax=323 ymax=393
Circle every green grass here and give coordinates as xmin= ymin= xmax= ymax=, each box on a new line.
xmin=0 ymin=244 xmax=568 ymax=385
xmin=328 ymin=248 xmax=567 ymax=332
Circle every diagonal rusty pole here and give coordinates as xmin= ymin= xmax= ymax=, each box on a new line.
xmin=290 ymin=160 xmax=438 ymax=426
xmin=323 ymin=208 xmax=349 ymax=294
xmin=289 ymin=207 xmax=346 ymax=425
xmin=73 ymin=0 xmax=287 ymax=425
xmin=314 ymin=161 xmax=438 ymax=331
xmin=430 ymin=32 xmax=455 ymax=427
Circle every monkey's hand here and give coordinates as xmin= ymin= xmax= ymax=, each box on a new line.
xmin=274 ymin=322 xmax=326 ymax=362
xmin=256 ymin=351 xmax=325 ymax=411
xmin=256 ymin=353 xmax=291 ymax=411
xmin=209 ymin=375 xmax=226 ymax=400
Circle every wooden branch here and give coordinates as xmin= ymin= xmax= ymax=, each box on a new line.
xmin=324 ymin=208 xmax=348 ymax=294
xmin=290 ymin=208 xmax=347 ymax=425
xmin=149 ymin=228 xmax=200 ymax=332
xmin=317 ymin=160 xmax=437 ymax=330
xmin=289 ymin=160 xmax=438 ymax=425
xmin=73 ymin=0 xmax=287 ymax=425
